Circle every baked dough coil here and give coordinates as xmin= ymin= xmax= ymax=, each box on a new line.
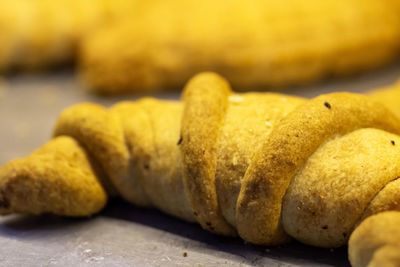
xmin=1 ymin=73 xmax=400 ymax=266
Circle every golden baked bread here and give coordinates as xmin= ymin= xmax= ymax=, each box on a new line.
xmin=80 ymin=0 xmax=400 ymax=94
xmin=0 ymin=0 xmax=142 ymax=71
xmin=2 ymin=0 xmax=400 ymax=96
xmin=1 ymin=73 xmax=400 ymax=266
xmin=349 ymin=211 xmax=400 ymax=267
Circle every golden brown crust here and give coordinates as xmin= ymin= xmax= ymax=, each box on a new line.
xmin=0 ymin=97 xmax=192 ymax=219
xmin=283 ymin=129 xmax=400 ymax=247
xmin=216 ymin=92 xmax=304 ymax=227
xmin=368 ymin=245 xmax=400 ymax=267
xmin=109 ymin=100 xmax=154 ymax=207
xmin=360 ymin=178 xmax=400 ymax=221
xmin=53 ymin=98 xmax=193 ymax=221
xmin=0 ymin=137 xmax=107 ymax=216
xmin=53 ymin=103 xmax=133 ymax=203
xmin=236 ymin=93 xmax=400 ymax=245
xmin=349 ymin=211 xmax=400 ymax=267
xmin=181 ymin=72 xmax=235 ymax=235
xmin=124 ymin=99 xmax=193 ymax=221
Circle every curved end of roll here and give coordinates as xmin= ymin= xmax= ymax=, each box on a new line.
xmin=0 ymin=137 xmax=107 ymax=217
xmin=349 ymin=211 xmax=400 ymax=267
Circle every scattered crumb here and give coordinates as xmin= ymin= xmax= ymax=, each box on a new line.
xmin=229 ymin=94 xmax=244 ymax=104
xmin=85 ymin=256 xmax=104 ymax=263
xmin=183 ymin=252 xmax=188 ymax=257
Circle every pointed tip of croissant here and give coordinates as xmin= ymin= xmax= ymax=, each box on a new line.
xmin=0 ymin=137 xmax=108 ymax=217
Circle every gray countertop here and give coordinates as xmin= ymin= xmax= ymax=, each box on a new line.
xmin=1 ymin=66 xmax=400 ymax=267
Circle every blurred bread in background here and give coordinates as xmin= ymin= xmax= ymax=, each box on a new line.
xmin=80 ymin=0 xmax=400 ymax=94
xmin=0 ymin=0 xmax=144 ymax=71
xmin=0 ymin=0 xmax=400 ymax=94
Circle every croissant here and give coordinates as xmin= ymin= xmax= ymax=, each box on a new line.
xmin=1 ymin=72 xmax=400 ymax=266
xmin=80 ymin=0 xmax=400 ymax=94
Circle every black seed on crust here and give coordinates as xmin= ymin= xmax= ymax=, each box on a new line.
xmin=324 ymin=102 xmax=331 ymax=109
xmin=177 ymin=136 xmax=183 ymax=145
